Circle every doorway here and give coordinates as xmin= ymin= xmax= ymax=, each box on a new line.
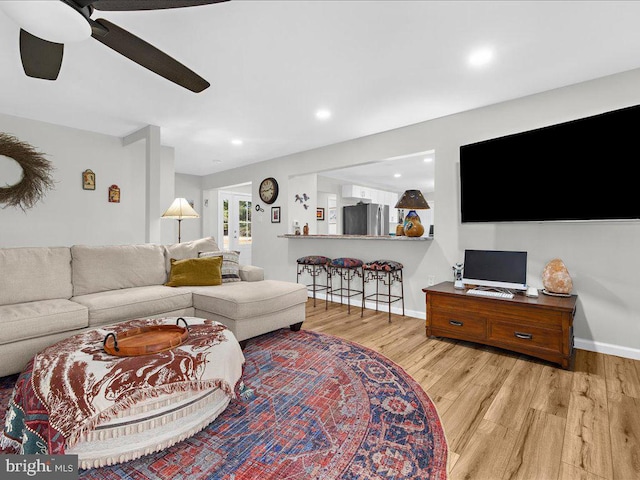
xmin=218 ymin=192 xmax=252 ymax=265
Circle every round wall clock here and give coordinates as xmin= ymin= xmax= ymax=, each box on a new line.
xmin=259 ymin=177 xmax=279 ymax=204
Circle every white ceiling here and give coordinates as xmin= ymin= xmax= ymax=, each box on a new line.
xmin=1 ymin=1 xmax=640 ymax=177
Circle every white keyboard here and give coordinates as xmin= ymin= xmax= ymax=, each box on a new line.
xmin=466 ymin=288 xmax=514 ymax=299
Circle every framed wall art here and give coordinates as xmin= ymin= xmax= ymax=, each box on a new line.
xmin=271 ymin=206 xmax=281 ymax=223
xmin=316 ymin=207 xmax=325 ymax=221
xmin=328 ymin=207 xmax=337 ymax=224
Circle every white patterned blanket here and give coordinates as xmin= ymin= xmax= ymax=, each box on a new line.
xmin=4 ymin=316 xmax=244 ymax=452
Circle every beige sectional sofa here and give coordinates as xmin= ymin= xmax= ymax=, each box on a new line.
xmin=0 ymin=237 xmax=307 ymax=377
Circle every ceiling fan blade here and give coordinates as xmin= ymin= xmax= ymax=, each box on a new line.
xmin=90 ymin=18 xmax=210 ymax=93
xmin=19 ymin=29 xmax=64 ymax=80
xmin=91 ymin=0 xmax=228 ymax=11
xmin=70 ymin=0 xmax=99 ymax=8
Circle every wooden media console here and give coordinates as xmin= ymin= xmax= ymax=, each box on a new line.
xmin=423 ymin=281 xmax=577 ymax=369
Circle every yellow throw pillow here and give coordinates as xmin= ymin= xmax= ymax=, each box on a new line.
xmin=165 ymin=256 xmax=223 ymax=287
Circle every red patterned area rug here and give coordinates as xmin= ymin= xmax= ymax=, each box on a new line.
xmin=1 ymin=329 xmax=448 ymax=479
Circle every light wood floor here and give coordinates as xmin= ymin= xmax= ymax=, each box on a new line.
xmin=303 ymin=299 xmax=640 ymax=480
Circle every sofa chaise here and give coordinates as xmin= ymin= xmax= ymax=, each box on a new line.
xmin=0 ymin=237 xmax=307 ymax=377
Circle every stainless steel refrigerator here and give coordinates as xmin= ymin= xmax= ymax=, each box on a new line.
xmin=343 ymin=203 xmax=389 ymax=235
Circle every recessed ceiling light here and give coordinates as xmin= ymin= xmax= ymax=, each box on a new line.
xmin=423 ymin=157 xmax=433 ymax=163
xmin=316 ymin=109 xmax=332 ymax=120
xmin=468 ymin=47 xmax=494 ymax=67
xmin=231 ymin=139 xmax=243 ymax=146
xmin=394 ymin=173 xmax=401 ymax=178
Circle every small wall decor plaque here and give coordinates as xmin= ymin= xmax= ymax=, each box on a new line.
xmin=108 ymin=184 xmax=120 ymax=203
xmin=82 ymin=169 xmax=95 ymax=190
xmin=316 ymin=207 xmax=325 ymax=221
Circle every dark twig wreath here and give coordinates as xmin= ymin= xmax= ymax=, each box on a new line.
xmin=0 ymin=132 xmax=54 ymax=211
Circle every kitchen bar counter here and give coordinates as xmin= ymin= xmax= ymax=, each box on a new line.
xmin=278 ymin=234 xmax=431 ymax=241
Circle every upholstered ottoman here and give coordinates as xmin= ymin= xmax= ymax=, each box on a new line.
xmin=191 ymin=279 xmax=308 ymax=345
xmin=2 ymin=317 xmax=245 ymax=469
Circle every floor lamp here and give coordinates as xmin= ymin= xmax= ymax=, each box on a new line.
xmin=161 ymin=198 xmax=199 ymax=243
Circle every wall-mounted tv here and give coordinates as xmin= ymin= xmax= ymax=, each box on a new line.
xmin=460 ymin=104 xmax=640 ymax=223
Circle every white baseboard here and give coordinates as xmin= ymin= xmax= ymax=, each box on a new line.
xmin=574 ymin=338 xmax=640 ymax=361
xmin=309 ymin=292 xmax=425 ymax=320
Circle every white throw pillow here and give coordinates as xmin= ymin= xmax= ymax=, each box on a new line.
xmin=199 ymin=250 xmax=241 ymax=283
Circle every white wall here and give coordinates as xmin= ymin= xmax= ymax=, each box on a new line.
xmin=173 ymin=173 xmax=203 ymax=243
xmin=0 ymin=114 xmax=176 ymax=247
xmin=317 ymin=176 xmax=344 ymax=234
xmin=288 ymin=173 xmax=317 ymax=234
xmin=159 ymin=145 xmax=177 ymax=246
xmin=201 ymin=68 xmax=640 ymax=358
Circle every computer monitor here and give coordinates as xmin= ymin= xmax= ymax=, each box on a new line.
xmin=462 ymin=249 xmax=528 ymax=291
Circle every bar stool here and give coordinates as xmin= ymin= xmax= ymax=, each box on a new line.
xmin=327 ymin=257 xmax=364 ymax=314
xmin=296 ymin=255 xmax=331 ymax=307
xmin=362 ymin=259 xmax=404 ymax=322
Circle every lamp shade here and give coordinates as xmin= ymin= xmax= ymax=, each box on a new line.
xmin=161 ymin=198 xmax=199 ymax=219
xmin=394 ymin=190 xmax=430 ymax=210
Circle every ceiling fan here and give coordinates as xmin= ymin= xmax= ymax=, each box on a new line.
xmin=0 ymin=0 xmax=229 ymax=93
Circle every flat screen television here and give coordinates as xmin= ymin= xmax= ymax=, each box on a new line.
xmin=462 ymin=249 xmax=528 ymax=291
xmin=460 ymin=104 xmax=640 ymax=223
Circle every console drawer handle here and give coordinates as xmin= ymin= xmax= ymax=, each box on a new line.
xmin=515 ymin=332 xmax=533 ymax=340
xmin=449 ymin=320 xmax=464 ymax=327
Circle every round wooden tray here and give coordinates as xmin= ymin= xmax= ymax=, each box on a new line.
xmin=103 ymin=322 xmax=189 ymax=357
